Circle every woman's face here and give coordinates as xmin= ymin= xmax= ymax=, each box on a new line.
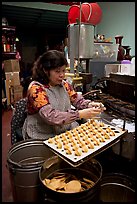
xmin=48 ymin=65 xmax=66 ymax=86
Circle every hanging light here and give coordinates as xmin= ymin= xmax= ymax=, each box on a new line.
xmin=15 ymin=37 xmax=19 ymax=42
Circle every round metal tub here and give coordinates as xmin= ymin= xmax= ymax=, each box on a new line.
xmin=7 ymin=139 xmax=54 ymax=202
xmin=100 ymin=173 xmax=135 ymax=202
xmin=39 ymin=156 xmax=102 ymax=202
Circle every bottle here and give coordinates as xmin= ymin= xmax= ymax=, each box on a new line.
xmin=13 ymin=41 xmax=16 ymax=52
xmin=10 ymin=37 xmax=15 ymax=52
xmin=2 ymin=30 xmax=7 ymax=52
xmin=2 ymin=17 xmax=8 ymax=26
xmin=2 ymin=35 xmax=7 ymax=52
xmin=115 ymin=35 xmax=125 ymax=61
xmin=6 ymin=37 xmax=11 ymax=52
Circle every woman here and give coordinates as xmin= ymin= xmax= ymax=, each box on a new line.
xmin=22 ymin=50 xmax=105 ymax=140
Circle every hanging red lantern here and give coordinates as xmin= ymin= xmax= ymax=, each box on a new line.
xmin=88 ymin=3 xmax=102 ymax=25
xmin=68 ymin=2 xmax=102 ymax=25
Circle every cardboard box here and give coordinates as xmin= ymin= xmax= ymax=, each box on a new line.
xmin=4 ymin=59 xmax=20 ymax=72
xmin=14 ymin=91 xmax=23 ymax=102
xmin=10 ymin=87 xmax=14 ymax=104
xmin=5 ymin=72 xmax=20 ymax=86
xmin=5 ymin=79 xmax=16 ymax=105
xmin=4 ymin=80 xmax=23 ymax=105
xmin=13 ymin=85 xmax=23 ymax=102
xmin=5 ymin=79 xmax=11 ymax=106
xmin=13 ymin=85 xmax=23 ymax=93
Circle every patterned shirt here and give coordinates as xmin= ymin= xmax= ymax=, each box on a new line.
xmin=27 ymin=80 xmax=80 ymax=115
xmin=22 ymin=80 xmax=91 ymax=139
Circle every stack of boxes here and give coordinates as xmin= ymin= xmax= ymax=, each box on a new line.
xmin=4 ymin=59 xmax=23 ymax=106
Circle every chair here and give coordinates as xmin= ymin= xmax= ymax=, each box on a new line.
xmin=11 ymin=98 xmax=27 ymax=145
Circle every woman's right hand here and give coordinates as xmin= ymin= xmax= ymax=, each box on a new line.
xmin=79 ymin=107 xmax=103 ymax=119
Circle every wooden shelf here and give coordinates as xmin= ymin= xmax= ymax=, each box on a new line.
xmin=2 ymin=26 xmax=16 ymax=31
xmin=2 ymin=52 xmax=16 ymax=55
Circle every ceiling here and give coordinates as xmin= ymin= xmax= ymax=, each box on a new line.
xmin=2 ymin=2 xmax=80 ymax=30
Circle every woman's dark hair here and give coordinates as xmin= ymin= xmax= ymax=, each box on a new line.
xmin=32 ymin=50 xmax=68 ymax=84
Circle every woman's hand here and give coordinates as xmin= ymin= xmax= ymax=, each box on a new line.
xmin=88 ymin=101 xmax=106 ymax=110
xmin=79 ymin=107 xmax=104 ymax=119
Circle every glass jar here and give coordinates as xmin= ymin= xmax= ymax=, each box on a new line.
xmin=123 ymin=46 xmax=132 ymax=61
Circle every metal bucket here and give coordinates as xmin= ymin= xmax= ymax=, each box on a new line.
xmin=112 ymin=132 xmax=135 ymax=161
xmin=7 ymin=139 xmax=54 ymax=202
xmin=68 ymin=23 xmax=94 ymax=59
xmin=100 ymin=173 xmax=135 ymax=202
xmin=39 ymin=156 xmax=102 ymax=202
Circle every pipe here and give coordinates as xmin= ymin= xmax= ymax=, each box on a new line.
xmin=78 ymin=2 xmax=81 ymax=67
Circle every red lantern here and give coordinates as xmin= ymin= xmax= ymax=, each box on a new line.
xmin=68 ymin=2 xmax=102 ymax=25
xmin=88 ymin=3 xmax=102 ymax=25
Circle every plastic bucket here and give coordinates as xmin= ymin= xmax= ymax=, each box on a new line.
xmin=7 ymin=139 xmax=55 ymax=202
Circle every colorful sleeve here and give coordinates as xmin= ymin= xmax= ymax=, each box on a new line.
xmin=63 ymin=81 xmax=91 ymax=109
xmin=27 ymin=83 xmax=49 ymax=114
xmin=63 ymin=81 xmax=78 ymax=102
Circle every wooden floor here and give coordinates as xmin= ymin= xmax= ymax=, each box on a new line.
xmin=2 ymin=109 xmax=14 ymax=202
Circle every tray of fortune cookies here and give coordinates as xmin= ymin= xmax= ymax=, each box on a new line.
xmin=44 ymin=119 xmax=127 ymax=166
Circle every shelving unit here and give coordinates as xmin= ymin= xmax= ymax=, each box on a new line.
xmin=2 ymin=25 xmax=17 ymax=59
xmin=2 ymin=25 xmax=22 ymax=108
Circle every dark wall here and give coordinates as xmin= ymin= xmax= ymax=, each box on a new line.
xmin=16 ymin=26 xmax=67 ymax=55
xmin=15 ymin=25 xmax=68 ymax=79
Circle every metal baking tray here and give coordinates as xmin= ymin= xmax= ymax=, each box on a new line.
xmin=44 ymin=120 xmax=127 ymax=167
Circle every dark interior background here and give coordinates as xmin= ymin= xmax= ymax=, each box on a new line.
xmin=2 ymin=2 xmax=78 ymax=64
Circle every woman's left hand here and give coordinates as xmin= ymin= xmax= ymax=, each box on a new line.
xmin=88 ymin=101 xmax=106 ymax=110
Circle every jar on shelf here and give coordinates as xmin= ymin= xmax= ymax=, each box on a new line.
xmin=2 ymin=35 xmax=7 ymax=52
xmin=115 ymin=35 xmax=125 ymax=61
xmin=2 ymin=17 xmax=8 ymax=26
xmin=6 ymin=37 xmax=11 ymax=52
xmin=123 ymin=46 xmax=132 ymax=61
